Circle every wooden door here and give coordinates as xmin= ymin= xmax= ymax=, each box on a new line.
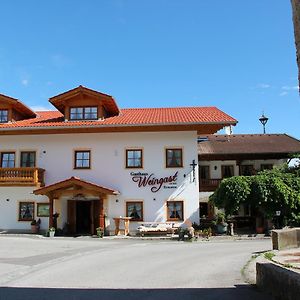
xmin=67 ymin=200 xmax=76 ymax=234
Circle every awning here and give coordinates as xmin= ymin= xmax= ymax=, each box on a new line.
xmin=33 ymin=176 xmax=120 ymax=196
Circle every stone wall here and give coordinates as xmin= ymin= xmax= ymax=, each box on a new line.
xmin=272 ymin=228 xmax=300 ymax=250
xmin=257 ymin=262 xmax=300 ymax=300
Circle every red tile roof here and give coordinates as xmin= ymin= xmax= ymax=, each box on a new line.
xmin=0 ymin=107 xmax=237 ymax=129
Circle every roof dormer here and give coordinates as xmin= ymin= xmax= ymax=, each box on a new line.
xmin=0 ymin=93 xmax=36 ymax=123
xmin=49 ymin=86 xmax=120 ymax=121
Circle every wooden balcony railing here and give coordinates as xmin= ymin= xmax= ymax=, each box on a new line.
xmin=0 ymin=167 xmax=45 ymax=186
xmin=199 ymin=178 xmax=222 ymax=192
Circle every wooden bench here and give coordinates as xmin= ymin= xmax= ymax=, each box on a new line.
xmin=137 ymin=222 xmax=180 ymax=236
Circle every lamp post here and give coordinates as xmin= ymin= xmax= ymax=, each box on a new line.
xmin=259 ymin=114 xmax=269 ymax=134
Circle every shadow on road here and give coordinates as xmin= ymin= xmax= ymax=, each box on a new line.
xmin=0 ymin=285 xmax=273 ymax=300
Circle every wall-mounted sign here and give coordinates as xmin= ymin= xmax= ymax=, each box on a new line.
xmin=130 ymin=171 xmax=178 ymax=193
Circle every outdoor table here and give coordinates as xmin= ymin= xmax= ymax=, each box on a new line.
xmin=113 ymin=217 xmax=132 ymax=236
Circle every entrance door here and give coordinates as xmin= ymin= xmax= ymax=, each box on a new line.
xmin=76 ymin=201 xmax=92 ymax=234
xmin=67 ymin=200 xmax=76 ymax=234
xmin=67 ymin=199 xmax=102 ymax=235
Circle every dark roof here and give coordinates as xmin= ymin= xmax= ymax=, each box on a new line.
xmin=198 ymin=134 xmax=300 ymax=160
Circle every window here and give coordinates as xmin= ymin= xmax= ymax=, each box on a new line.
xmin=200 ymin=202 xmax=209 ymax=218
xmin=167 ymin=201 xmax=184 ymax=221
xmin=70 ymin=107 xmax=98 ymax=120
xmin=74 ymin=150 xmax=91 ymax=169
xmin=221 ymin=165 xmax=234 ymax=178
xmin=240 ymin=165 xmax=255 ymax=176
xmin=126 ymin=201 xmax=143 ymax=221
xmin=199 ymin=166 xmax=210 ymax=180
xmin=126 ymin=149 xmax=143 ymax=168
xmin=0 ymin=109 xmax=8 ymax=123
xmin=1 ymin=152 xmax=15 ymax=168
xmin=166 ymin=148 xmax=183 ymax=168
xmin=37 ymin=203 xmax=50 ymax=217
xmin=19 ymin=202 xmax=34 ymax=221
xmin=261 ymin=164 xmax=273 ymax=171
xmin=20 ymin=151 xmax=36 ymax=167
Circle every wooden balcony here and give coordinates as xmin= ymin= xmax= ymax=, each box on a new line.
xmin=199 ymin=178 xmax=222 ymax=192
xmin=0 ymin=167 xmax=45 ymax=187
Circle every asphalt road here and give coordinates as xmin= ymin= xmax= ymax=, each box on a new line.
xmin=0 ymin=236 xmax=273 ymax=300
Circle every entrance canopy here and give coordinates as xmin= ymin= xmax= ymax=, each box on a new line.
xmin=33 ymin=176 xmax=120 ymax=197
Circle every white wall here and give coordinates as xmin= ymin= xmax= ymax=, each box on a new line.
xmin=0 ymin=131 xmax=199 ymax=232
xmin=0 ymin=187 xmax=49 ymax=231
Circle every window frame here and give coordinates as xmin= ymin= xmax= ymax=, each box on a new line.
xmin=18 ymin=201 xmax=35 ymax=221
xmin=166 ymin=200 xmax=184 ymax=221
xmin=240 ymin=165 xmax=255 ymax=176
xmin=1 ymin=152 xmax=15 ymax=168
xmin=74 ymin=150 xmax=91 ymax=169
xmin=126 ymin=201 xmax=143 ymax=221
xmin=221 ymin=165 xmax=234 ymax=178
xmin=70 ymin=106 xmax=98 ymax=121
xmin=125 ymin=149 xmax=143 ymax=169
xmin=37 ymin=203 xmax=50 ymax=217
xmin=165 ymin=148 xmax=183 ymax=168
xmin=199 ymin=165 xmax=210 ymax=180
xmin=0 ymin=109 xmax=8 ymax=123
xmin=20 ymin=151 xmax=36 ymax=167
xmin=260 ymin=164 xmax=273 ymax=171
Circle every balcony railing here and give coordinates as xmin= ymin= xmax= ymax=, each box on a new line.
xmin=0 ymin=167 xmax=45 ymax=186
xmin=199 ymin=178 xmax=222 ymax=192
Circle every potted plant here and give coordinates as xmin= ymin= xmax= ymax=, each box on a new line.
xmin=48 ymin=227 xmax=56 ymax=237
xmin=215 ymin=212 xmax=228 ymax=234
xmin=31 ymin=219 xmax=41 ymax=234
xmin=96 ymin=227 xmax=104 ymax=238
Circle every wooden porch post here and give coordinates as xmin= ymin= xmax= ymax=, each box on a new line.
xmin=99 ymin=197 xmax=105 ymax=229
xmin=49 ymin=194 xmax=54 ymax=227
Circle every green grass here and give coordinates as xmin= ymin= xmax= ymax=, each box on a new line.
xmin=264 ymin=251 xmax=275 ymax=260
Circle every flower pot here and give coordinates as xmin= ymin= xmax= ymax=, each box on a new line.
xmin=49 ymin=231 xmax=55 ymax=238
xmin=31 ymin=225 xmax=40 ymax=234
xmin=256 ymin=227 xmax=264 ymax=234
xmin=96 ymin=229 xmax=104 ymax=238
xmin=216 ymin=223 xmax=227 ymax=234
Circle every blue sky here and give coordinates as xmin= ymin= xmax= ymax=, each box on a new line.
xmin=0 ymin=1 xmax=299 ymax=138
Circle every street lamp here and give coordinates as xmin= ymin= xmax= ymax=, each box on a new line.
xmin=259 ymin=113 xmax=269 ymax=134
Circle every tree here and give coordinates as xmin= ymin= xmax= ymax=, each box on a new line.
xmin=291 ymin=0 xmax=300 ymax=90
xmin=210 ymin=165 xmax=300 ymax=226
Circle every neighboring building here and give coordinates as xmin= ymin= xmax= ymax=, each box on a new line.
xmin=198 ymin=134 xmax=300 ymax=223
xmin=0 ymin=86 xmax=236 ymax=234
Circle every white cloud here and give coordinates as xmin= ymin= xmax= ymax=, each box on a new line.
xmin=51 ymin=54 xmax=70 ymax=68
xmin=279 ymin=91 xmax=288 ymax=96
xmin=257 ymin=83 xmax=271 ymax=89
xmin=21 ymin=79 xmax=29 ymax=86
xmin=30 ymin=105 xmax=53 ymax=111
xmin=281 ymin=85 xmax=299 ymax=91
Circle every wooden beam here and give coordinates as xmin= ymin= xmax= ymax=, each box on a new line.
xmin=99 ymin=197 xmax=105 ymax=229
xmin=49 ymin=194 xmax=54 ymax=228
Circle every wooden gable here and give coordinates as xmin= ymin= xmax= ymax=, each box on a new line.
xmin=0 ymin=94 xmax=36 ymax=122
xmin=49 ymin=85 xmax=120 ymax=121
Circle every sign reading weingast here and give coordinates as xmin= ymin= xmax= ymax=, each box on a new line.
xmin=130 ymin=171 xmax=178 ymax=193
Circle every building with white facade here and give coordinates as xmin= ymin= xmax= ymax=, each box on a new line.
xmin=0 ymin=86 xmax=236 ymax=235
